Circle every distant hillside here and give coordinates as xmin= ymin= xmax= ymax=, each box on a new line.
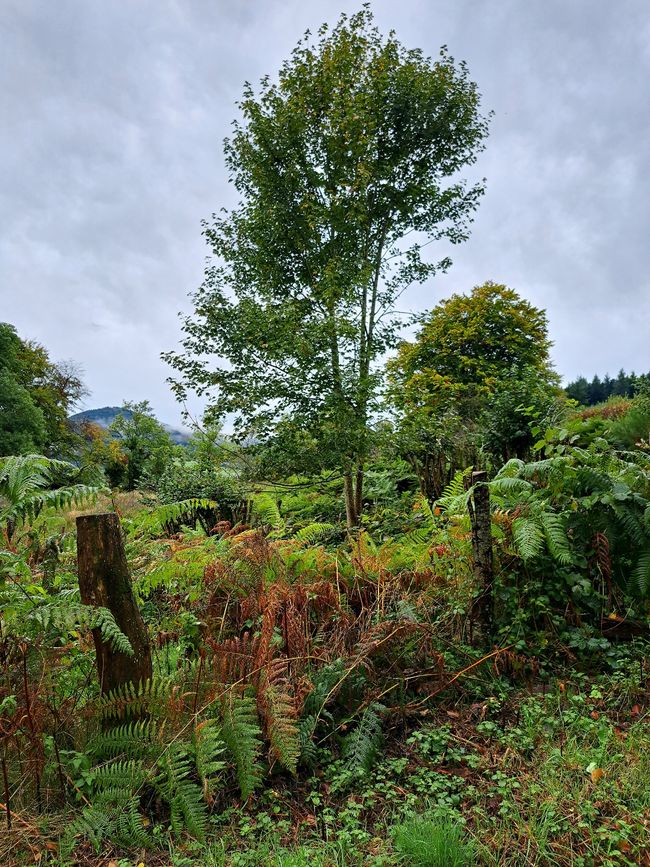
xmin=69 ymin=406 xmax=191 ymax=445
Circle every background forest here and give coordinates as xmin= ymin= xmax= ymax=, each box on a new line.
xmin=1 ymin=9 xmax=648 ymax=867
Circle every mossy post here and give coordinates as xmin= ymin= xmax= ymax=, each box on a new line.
xmin=468 ymin=471 xmax=494 ymax=643
xmin=76 ymin=512 xmax=152 ymax=695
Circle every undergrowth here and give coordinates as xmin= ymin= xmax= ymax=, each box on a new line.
xmin=1 ymin=465 xmax=648 ymax=865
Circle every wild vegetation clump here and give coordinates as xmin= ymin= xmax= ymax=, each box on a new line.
xmin=1 ymin=434 xmax=648 ymax=865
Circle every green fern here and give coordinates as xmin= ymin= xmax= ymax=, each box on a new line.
xmin=70 ymin=793 xmax=152 ymax=852
xmin=518 ymin=457 xmax=566 ymax=483
xmin=264 ymin=682 xmax=300 ymax=775
xmin=406 ymin=493 xmax=437 ymax=545
xmin=436 ymin=487 xmax=471 ymax=516
xmin=219 ymin=691 xmax=263 ymax=799
xmin=293 ymin=522 xmax=335 ymax=544
xmin=342 ymin=702 xmax=385 ymax=776
xmin=441 ymin=469 xmax=470 ymax=499
xmin=611 ymin=503 xmax=645 ymax=542
xmin=112 ymin=795 xmax=154 ymax=848
xmin=98 ymin=675 xmax=174 ymax=721
xmin=157 ymin=746 xmax=208 ymax=842
xmin=644 ymin=504 xmax=650 ymax=533
xmin=76 ymin=715 xmax=225 ymax=848
xmin=68 ymin=801 xmax=114 ymax=852
xmin=303 ymin=660 xmax=347 ymax=719
xmin=0 ymin=454 xmax=104 ymax=535
xmin=445 ymin=447 xmax=650 ymax=602
xmin=539 ymin=512 xmax=572 ymax=565
xmin=511 ymin=516 xmax=545 ymax=562
xmin=132 ymin=498 xmax=219 ymax=537
xmin=631 ymin=549 xmax=650 ymax=596
xmin=296 ymin=663 xmax=347 ymax=765
xmin=13 ymin=594 xmax=133 ymax=656
xmin=192 ymin=719 xmax=227 ymax=800
xmin=496 ymin=458 xmax=526 ymax=478
xmin=575 ymin=465 xmax=612 ymax=494
xmin=91 ymin=607 xmax=134 ymax=656
xmin=69 ymin=757 xmax=153 ymax=852
xmin=252 ymin=493 xmax=284 ymax=531
xmin=488 ymin=476 xmax=532 ymax=495
xmin=87 ymin=720 xmax=158 ymax=760
xmin=92 ymin=758 xmax=149 ymax=791
xmin=297 ymin=714 xmax=319 ymax=767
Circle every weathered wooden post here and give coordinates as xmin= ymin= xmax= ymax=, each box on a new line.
xmin=76 ymin=512 xmax=152 ymax=695
xmin=467 ymin=470 xmax=494 ymax=643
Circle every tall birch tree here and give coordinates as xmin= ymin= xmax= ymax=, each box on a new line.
xmin=164 ymin=8 xmax=490 ymax=526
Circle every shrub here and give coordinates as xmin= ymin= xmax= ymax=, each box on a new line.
xmin=155 ymin=458 xmax=244 ymax=521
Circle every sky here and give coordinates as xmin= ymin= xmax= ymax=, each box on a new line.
xmin=1 ymin=0 xmax=649 ymax=426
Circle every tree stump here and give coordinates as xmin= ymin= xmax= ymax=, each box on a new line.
xmin=76 ymin=512 xmax=152 ymax=695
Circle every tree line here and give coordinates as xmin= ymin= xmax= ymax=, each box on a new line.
xmin=565 ymin=369 xmax=650 ymax=406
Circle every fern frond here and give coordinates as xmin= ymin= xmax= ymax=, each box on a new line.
xmin=408 ymin=526 xmax=436 ymax=545
xmin=192 ymin=719 xmax=227 ymax=800
xmin=252 ymin=494 xmax=283 ymax=531
xmin=512 ymin=516 xmax=545 ymax=561
xmin=575 ymin=465 xmax=612 ymax=494
xmin=519 ymin=457 xmax=566 ymax=482
xmin=412 ymin=492 xmax=435 ymax=523
xmin=441 ymin=470 xmax=470 ymax=499
xmin=540 ymin=512 xmax=572 ymax=565
xmin=21 ymin=484 xmax=102 ymax=522
xmin=293 ymin=522 xmax=335 ymax=544
xmin=488 ymin=476 xmax=532 ymax=495
xmin=72 ymin=790 xmax=152 ymax=850
xmin=302 ymin=660 xmax=347 ymax=718
xmin=92 ymin=607 xmax=134 ymax=656
xmin=69 ymin=802 xmax=115 ymax=852
xmin=631 ymin=549 xmax=650 ymax=597
xmin=113 ymin=796 xmax=154 ymax=848
xmin=495 ymin=458 xmax=526 ymax=478
xmin=297 ymin=714 xmax=319 ymax=767
xmin=0 ymin=454 xmax=104 ymax=531
xmin=92 ymin=759 xmax=149 ymax=791
xmin=87 ymin=720 xmax=158 ymax=760
xmin=263 ymin=681 xmax=300 ymax=775
xmin=436 ymin=490 xmax=470 ymax=515
xmin=342 ymin=702 xmax=385 ymax=776
xmin=98 ymin=675 xmax=174 ymax=721
xmin=219 ymin=691 xmax=263 ymax=799
xmin=157 ymin=747 xmax=208 ymax=842
xmin=132 ymin=498 xmax=219 ymax=537
xmin=611 ymin=503 xmax=645 ymax=543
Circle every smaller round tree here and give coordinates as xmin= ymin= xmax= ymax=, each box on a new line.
xmin=389 ymin=282 xmax=561 ymax=497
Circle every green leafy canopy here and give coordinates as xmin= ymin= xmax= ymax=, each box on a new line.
xmin=163 ymin=7 xmax=490 ymax=513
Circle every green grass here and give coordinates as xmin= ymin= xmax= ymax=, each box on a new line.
xmin=472 ymin=695 xmax=650 ymax=866
xmin=392 ymin=814 xmax=474 ymax=866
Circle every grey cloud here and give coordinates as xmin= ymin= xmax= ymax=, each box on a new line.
xmin=1 ymin=0 xmax=649 ymax=424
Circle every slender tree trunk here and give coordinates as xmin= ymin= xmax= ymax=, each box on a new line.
xmin=467 ymin=471 xmax=493 ymax=643
xmin=354 ymin=465 xmax=364 ymax=523
xmin=76 ymin=512 xmax=152 ymax=696
xmin=343 ymin=467 xmax=365 ymax=529
xmin=348 ymin=229 xmax=386 ymax=530
xmin=343 ymin=472 xmax=358 ymax=529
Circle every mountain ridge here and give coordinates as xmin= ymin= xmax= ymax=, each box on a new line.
xmin=69 ymin=406 xmax=191 ymax=445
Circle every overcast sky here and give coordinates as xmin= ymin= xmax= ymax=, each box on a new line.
xmin=2 ymin=0 xmax=649 ymax=425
